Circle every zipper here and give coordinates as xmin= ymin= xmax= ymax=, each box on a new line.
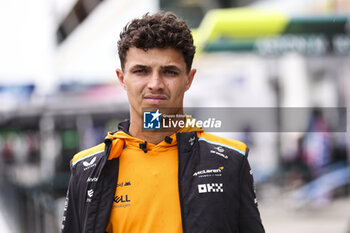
xmin=177 ymin=133 xmax=186 ymax=233
xmin=104 ymin=138 xmax=113 ymax=157
xmin=91 ymin=138 xmax=115 ymax=233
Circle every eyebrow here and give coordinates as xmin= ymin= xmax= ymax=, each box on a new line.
xmin=129 ymin=64 xmax=149 ymax=71
xmin=161 ymin=65 xmax=181 ymax=72
xmin=129 ymin=64 xmax=182 ymax=72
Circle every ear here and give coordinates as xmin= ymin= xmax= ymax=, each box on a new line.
xmin=116 ymin=68 xmax=126 ymax=90
xmin=185 ymin=68 xmax=196 ymax=91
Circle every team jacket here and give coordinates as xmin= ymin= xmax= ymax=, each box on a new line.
xmin=61 ymin=120 xmax=265 ymax=233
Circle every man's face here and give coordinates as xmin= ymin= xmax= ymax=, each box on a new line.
xmin=116 ymin=47 xmax=196 ymax=117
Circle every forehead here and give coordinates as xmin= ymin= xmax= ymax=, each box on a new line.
xmin=124 ymin=47 xmax=186 ymax=69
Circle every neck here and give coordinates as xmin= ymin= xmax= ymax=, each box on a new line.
xmin=128 ymin=109 xmax=183 ymax=144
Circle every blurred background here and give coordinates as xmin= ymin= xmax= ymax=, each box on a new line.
xmin=1 ymin=0 xmax=350 ymax=232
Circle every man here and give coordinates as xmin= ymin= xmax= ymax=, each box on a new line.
xmin=61 ymin=12 xmax=265 ymax=233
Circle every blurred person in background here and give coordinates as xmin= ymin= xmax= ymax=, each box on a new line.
xmin=302 ymin=108 xmax=331 ymax=179
xmin=61 ymin=11 xmax=264 ymax=233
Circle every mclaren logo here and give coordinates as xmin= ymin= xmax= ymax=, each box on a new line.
xmin=193 ymin=167 xmax=224 ymax=177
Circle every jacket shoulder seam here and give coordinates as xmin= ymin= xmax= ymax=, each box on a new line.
xmin=71 ymin=143 xmax=105 ymax=167
xmin=197 ymin=132 xmax=247 ymax=156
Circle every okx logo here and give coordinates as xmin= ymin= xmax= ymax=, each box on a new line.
xmin=198 ymin=183 xmax=224 ymax=193
xmin=143 ymin=110 xmax=161 ymax=129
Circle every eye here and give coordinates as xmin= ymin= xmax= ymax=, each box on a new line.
xmin=133 ymin=69 xmax=148 ymax=75
xmin=164 ymin=70 xmax=178 ymax=76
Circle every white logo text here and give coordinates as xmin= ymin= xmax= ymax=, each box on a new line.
xmin=198 ymin=183 xmax=224 ymax=193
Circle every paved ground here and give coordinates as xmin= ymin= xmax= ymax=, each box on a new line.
xmin=260 ymin=196 xmax=350 ymax=233
xmin=0 ymin=191 xmax=349 ymax=233
xmin=0 ymin=203 xmax=11 ymax=233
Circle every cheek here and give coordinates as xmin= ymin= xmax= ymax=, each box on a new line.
xmin=172 ymin=81 xmax=187 ymax=95
xmin=126 ymin=81 xmax=143 ymax=99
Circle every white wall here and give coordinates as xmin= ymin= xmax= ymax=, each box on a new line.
xmin=0 ymin=0 xmax=56 ymax=95
xmin=55 ymin=0 xmax=159 ymax=83
xmin=0 ymin=0 xmax=159 ymax=95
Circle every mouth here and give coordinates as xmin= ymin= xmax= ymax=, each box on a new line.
xmin=143 ymin=94 xmax=168 ymax=105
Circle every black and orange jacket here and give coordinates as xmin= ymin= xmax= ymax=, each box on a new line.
xmin=61 ymin=120 xmax=265 ymax=233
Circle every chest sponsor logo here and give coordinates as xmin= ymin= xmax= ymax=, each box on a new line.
xmin=114 ymin=195 xmax=131 ymax=203
xmin=210 ymin=146 xmax=228 ymax=159
xmin=198 ymin=183 xmax=224 ymax=193
xmin=117 ymin=181 xmax=132 ymax=187
xmin=87 ymin=189 xmax=94 ymax=197
xmin=189 ymin=136 xmax=195 ymax=146
xmin=87 ymin=177 xmax=98 ymax=182
xmin=125 ymin=181 xmax=131 ymax=186
xmin=86 ymin=189 xmax=94 ymax=202
xmin=83 ymin=157 xmax=97 ymax=171
xmin=193 ymin=167 xmax=224 ymax=178
xmin=216 ymin=146 xmax=224 ymax=153
xmin=113 ymin=195 xmax=131 ymax=208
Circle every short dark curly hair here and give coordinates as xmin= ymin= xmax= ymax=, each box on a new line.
xmin=118 ymin=12 xmax=196 ymax=73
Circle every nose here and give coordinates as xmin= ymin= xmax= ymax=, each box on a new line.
xmin=147 ymin=71 xmax=165 ymax=91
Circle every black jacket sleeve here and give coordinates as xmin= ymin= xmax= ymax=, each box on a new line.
xmin=61 ymin=163 xmax=81 ymax=233
xmin=238 ymin=155 xmax=265 ymax=233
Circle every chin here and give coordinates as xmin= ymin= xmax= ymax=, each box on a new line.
xmin=141 ymin=102 xmax=182 ymax=112
xmin=142 ymin=104 xmax=165 ymax=111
